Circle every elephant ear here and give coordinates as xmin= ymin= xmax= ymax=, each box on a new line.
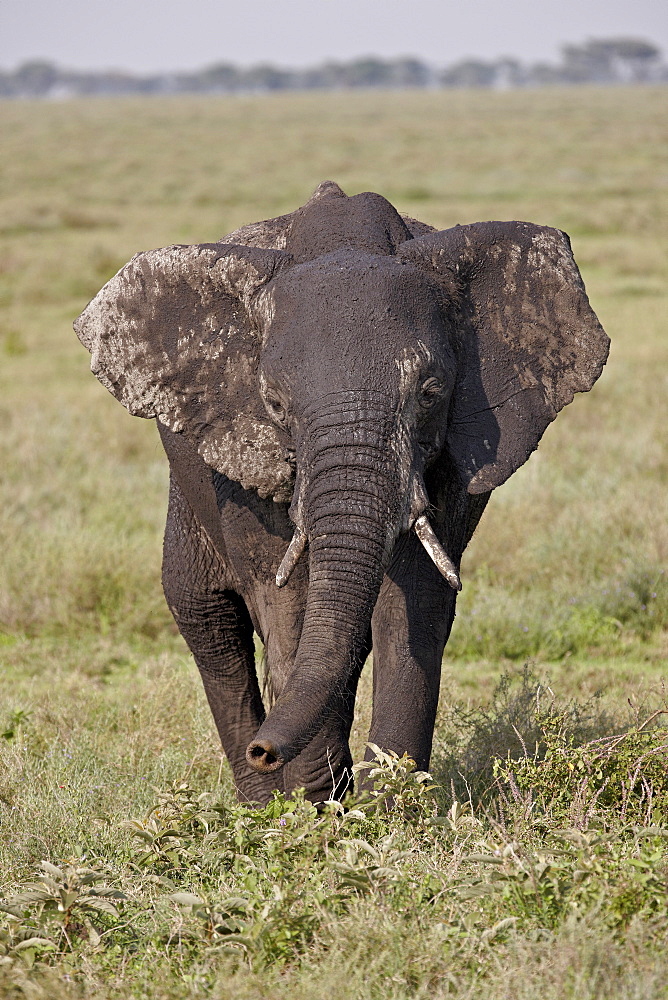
xmin=74 ymin=243 xmax=295 ymax=500
xmin=398 ymin=222 xmax=610 ymax=493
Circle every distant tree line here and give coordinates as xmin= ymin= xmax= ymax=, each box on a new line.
xmin=1 ymin=38 xmax=665 ymax=99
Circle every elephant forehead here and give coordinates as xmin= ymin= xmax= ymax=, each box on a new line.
xmin=267 ymin=253 xmax=443 ymax=338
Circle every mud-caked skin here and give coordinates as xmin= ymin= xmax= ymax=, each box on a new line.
xmin=75 ymin=181 xmax=609 ymax=804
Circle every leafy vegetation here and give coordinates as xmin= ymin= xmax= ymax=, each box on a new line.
xmin=1 ymin=671 xmax=668 ymax=997
xmin=0 ymin=86 xmax=666 ymax=995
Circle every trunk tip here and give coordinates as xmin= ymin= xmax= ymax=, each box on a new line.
xmin=246 ymin=739 xmax=285 ymax=773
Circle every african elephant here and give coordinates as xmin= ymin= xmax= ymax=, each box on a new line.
xmin=75 ymin=181 xmax=609 ymax=805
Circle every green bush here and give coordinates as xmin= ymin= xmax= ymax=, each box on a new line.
xmin=496 ymin=717 xmax=668 ymax=826
xmin=434 ymin=666 xmax=618 ymax=804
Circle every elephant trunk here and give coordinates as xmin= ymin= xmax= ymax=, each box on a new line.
xmin=247 ymin=403 xmax=402 ymax=772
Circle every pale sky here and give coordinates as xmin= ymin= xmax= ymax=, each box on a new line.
xmin=1 ymin=0 xmax=666 ymax=73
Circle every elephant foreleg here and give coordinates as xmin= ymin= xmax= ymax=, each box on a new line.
xmin=162 ymin=476 xmax=282 ymax=804
xmin=369 ymin=531 xmax=457 ymax=771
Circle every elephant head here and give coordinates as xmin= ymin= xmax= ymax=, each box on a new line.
xmin=75 ymin=182 xmax=609 ymax=774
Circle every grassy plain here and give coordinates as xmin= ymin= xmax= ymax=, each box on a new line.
xmin=0 ymin=87 xmax=667 ymax=998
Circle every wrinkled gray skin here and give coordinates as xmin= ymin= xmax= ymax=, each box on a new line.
xmin=75 ymin=181 xmax=609 ymax=804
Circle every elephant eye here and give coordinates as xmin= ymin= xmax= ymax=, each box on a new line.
xmin=264 ymin=393 xmax=288 ymax=426
xmin=418 ymin=377 xmax=444 ymax=409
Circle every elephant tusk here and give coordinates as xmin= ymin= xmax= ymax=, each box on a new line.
xmin=275 ymin=528 xmax=307 ymax=587
xmin=413 ymin=515 xmax=462 ymax=591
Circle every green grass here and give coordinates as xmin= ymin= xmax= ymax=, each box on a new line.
xmin=0 ymin=86 xmax=667 ymax=997
xmin=1 ymin=667 xmax=667 ymax=999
